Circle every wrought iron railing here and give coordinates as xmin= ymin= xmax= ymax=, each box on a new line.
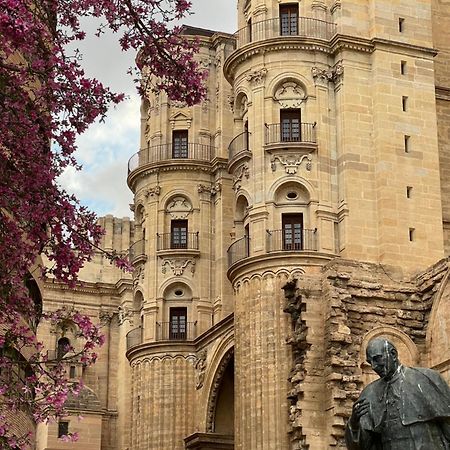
xmin=126 ymin=327 xmax=142 ymax=350
xmin=234 ymin=17 xmax=337 ymax=48
xmin=128 ymin=143 xmax=216 ymax=173
xmin=266 ymin=228 xmax=318 ymax=252
xmin=227 ymin=236 xmax=250 ymax=267
xmin=156 ymin=232 xmax=199 ymax=251
xmin=156 ymin=322 xmax=197 ymax=341
xmin=228 ymin=131 xmax=251 ymax=161
xmin=265 ymin=122 xmax=317 ymax=145
xmin=128 ymin=239 xmax=146 ymax=261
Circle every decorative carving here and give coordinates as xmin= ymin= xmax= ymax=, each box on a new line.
xmin=166 ymin=196 xmax=192 ymax=219
xmin=161 ymin=258 xmax=196 ymax=276
xmin=271 ymin=154 xmax=312 ymax=174
xmin=232 ymin=163 xmax=250 ymax=191
xmin=214 ymin=54 xmax=222 ymax=69
xmin=274 ymin=82 xmax=306 ymax=109
xmin=133 ymin=266 xmax=144 ymax=288
xmin=195 ymin=349 xmax=207 ymax=389
xmin=145 ymin=186 xmax=161 ymax=198
xmin=201 ymin=96 xmax=209 ymax=113
xmin=246 ymin=68 xmax=267 ymax=86
xmin=227 ymin=94 xmax=235 ymax=112
xmin=118 ymin=306 xmax=133 ymax=326
xmin=311 ymin=63 xmax=344 ymax=85
xmin=99 ymin=310 xmax=115 ymax=325
xmin=198 ymin=182 xmax=222 ymax=196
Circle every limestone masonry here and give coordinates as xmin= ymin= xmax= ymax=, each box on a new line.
xmin=35 ymin=1 xmax=450 ymax=449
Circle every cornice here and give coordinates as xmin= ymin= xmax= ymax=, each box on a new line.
xmin=44 ymin=279 xmax=120 ymax=296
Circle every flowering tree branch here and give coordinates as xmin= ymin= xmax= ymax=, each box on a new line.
xmin=0 ymin=0 xmax=206 ymax=447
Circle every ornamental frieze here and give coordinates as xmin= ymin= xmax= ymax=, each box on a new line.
xmin=246 ymin=68 xmax=267 ymax=86
xmin=311 ymin=63 xmax=344 ymax=85
xmin=161 ymin=258 xmax=197 ymax=276
xmin=270 ymin=154 xmax=312 ymax=174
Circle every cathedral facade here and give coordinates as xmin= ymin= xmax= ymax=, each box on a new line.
xmin=36 ymin=1 xmax=450 ymax=449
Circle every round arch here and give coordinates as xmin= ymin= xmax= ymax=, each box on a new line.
xmin=267 ymin=176 xmax=318 ymax=204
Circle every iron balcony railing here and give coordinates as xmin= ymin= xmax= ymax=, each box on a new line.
xmin=228 ymin=131 xmax=251 ymax=161
xmin=265 ymin=122 xmax=317 ymax=145
xmin=128 ymin=143 xmax=216 ymax=173
xmin=266 ymin=228 xmax=318 ymax=252
xmin=156 ymin=232 xmax=199 ymax=251
xmin=234 ymin=17 xmax=337 ymax=48
xmin=128 ymin=239 xmax=145 ymax=261
xmin=126 ymin=327 xmax=142 ymax=351
xmin=156 ymin=322 xmax=197 ymax=341
xmin=227 ymin=236 xmax=250 ymax=267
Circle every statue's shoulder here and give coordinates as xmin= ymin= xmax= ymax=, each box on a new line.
xmin=359 ymin=377 xmax=383 ymax=399
xmin=407 ymin=366 xmax=449 ymax=388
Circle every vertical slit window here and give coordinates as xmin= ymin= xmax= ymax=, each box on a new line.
xmin=399 ymin=18 xmax=405 ymax=32
xmin=404 ymin=135 xmax=410 ymax=153
xmin=402 ymin=96 xmax=408 ymax=111
xmin=406 ymin=186 xmax=412 ymax=198
xmin=401 ymin=61 xmax=407 ymax=75
xmin=409 ymin=228 xmax=415 ymax=241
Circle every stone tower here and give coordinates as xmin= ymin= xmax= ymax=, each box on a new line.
xmin=126 ymin=27 xmax=236 ymax=449
xmin=223 ymin=0 xmax=448 ymax=449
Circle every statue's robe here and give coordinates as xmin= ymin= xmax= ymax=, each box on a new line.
xmin=345 ymin=366 xmax=450 ymax=449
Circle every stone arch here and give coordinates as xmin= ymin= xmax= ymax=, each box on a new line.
xmin=426 ymin=265 xmax=450 ymax=372
xmin=164 ymin=194 xmax=194 ymax=219
xmin=267 ymin=176 xmax=318 ymax=203
xmin=359 ymin=326 xmax=419 ymax=386
xmin=205 ymin=344 xmax=235 ymax=433
xmin=234 ymin=91 xmax=249 ymax=120
xmin=267 ymin=72 xmax=313 ymax=102
xmin=134 ymin=203 xmax=145 ymax=225
xmin=133 ymin=290 xmax=144 ymax=311
xmin=235 ymin=193 xmax=250 ymax=222
xmin=158 ymin=277 xmax=196 ymax=300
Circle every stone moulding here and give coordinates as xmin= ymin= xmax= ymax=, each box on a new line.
xmin=161 ymin=258 xmax=197 ymax=276
xmin=270 ymin=154 xmax=312 ymax=174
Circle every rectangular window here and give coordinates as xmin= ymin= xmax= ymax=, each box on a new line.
xmin=400 ymin=60 xmax=407 ymax=75
xmin=282 ymin=214 xmax=304 ymax=250
xmin=280 ymin=109 xmax=302 ymax=142
xmin=404 ymin=135 xmax=410 ymax=153
xmin=169 ymin=307 xmax=187 ymax=340
xmin=69 ymin=366 xmax=76 ymax=378
xmin=399 ymin=17 xmax=405 ymax=32
xmin=247 ymin=18 xmax=252 ymax=43
xmin=280 ymin=4 xmax=299 ymax=36
xmin=409 ymin=228 xmax=415 ymax=241
xmin=58 ymin=421 xmax=69 ymax=438
xmin=402 ymin=96 xmax=408 ymax=111
xmin=171 ymin=220 xmax=188 ymax=249
xmin=406 ymin=186 xmax=412 ymax=198
xmin=172 ymin=130 xmax=188 ymax=158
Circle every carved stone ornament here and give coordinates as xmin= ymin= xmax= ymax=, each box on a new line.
xmin=161 ymin=258 xmax=196 ymax=276
xmin=133 ymin=266 xmax=144 ymax=288
xmin=233 ymin=163 xmax=250 ymax=191
xmin=195 ymin=349 xmax=207 ymax=389
xmin=246 ymin=68 xmax=267 ymax=86
xmin=311 ymin=63 xmax=344 ymax=84
xmin=274 ymin=82 xmax=306 ymax=109
xmin=198 ymin=182 xmax=222 ymax=196
xmin=145 ymin=186 xmax=161 ymax=198
xmin=99 ymin=310 xmax=115 ymax=325
xmin=117 ymin=306 xmax=133 ymax=326
xmin=166 ymin=196 xmax=192 ymax=219
xmin=271 ymin=154 xmax=313 ymax=174
xmin=227 ymin=94 xmax=235 ymax=112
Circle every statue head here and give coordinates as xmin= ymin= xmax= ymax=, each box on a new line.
xmin=366 ymin=338 xmax=400 ymax=380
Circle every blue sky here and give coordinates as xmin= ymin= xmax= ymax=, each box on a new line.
xmin=59 ymin=1 xmax=236 ymax=218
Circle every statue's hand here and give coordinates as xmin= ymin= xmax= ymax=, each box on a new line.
xmin=350 ymin=399 xmax=370 ymax=428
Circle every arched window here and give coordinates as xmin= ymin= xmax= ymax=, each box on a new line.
xmin=57 ymin=337 xmax=71 ymax=360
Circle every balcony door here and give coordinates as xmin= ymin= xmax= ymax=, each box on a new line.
xmin=280 ymin=109 xmax=301 ymax=142
xmin=172 ymin=130 xmax=188 ymax=158
xmin=283 ymin=214 xmax=303 ymax=250
xmin=280 ymin=4 xmax=299 ymax=36
xmin=169 ymin=307 xmax=187 ymax=340
xmin=171 ymin=220 xmax=188 ymax=249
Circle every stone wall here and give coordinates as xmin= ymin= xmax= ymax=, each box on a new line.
xmin=284 ymin=257 xmax=450 ymax=449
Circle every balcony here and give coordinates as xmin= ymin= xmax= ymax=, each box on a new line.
xmin=128 ymin=143 xmax=216 ymax=174
xmin=156 ymin=232 xmax=200 ymax=252
xmin=228 ymin=131 xmax=252 ymax=173
xmin=265 ymin=122 xmax=317 ymax=146
xmin=266 ymin=228 xmax=318 ymax=252
xmin=156 ymin=322 xmax=197 ymax=341
xmin=234 ymin=17 xmax=337 ymax=49
xmin=227 ymin=236 xmax=250 ymax=267
xmin=128 ymin=239 xmax=146 ymax=265
xmin=126 ymin=327 xmax=142 ymax=351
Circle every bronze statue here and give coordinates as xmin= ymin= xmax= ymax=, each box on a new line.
xmin=345 ymin=337 xmax=450 ymax=449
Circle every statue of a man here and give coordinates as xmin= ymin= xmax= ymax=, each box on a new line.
xmin=345 ymin=337 xmax=450 ymax=449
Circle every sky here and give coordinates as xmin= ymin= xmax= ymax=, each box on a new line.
xmin=59 ymin=1 xmax=236 ymax=218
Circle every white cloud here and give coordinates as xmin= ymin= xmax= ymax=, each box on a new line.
xmin=61 ymin=1 xmax=236 ymax=219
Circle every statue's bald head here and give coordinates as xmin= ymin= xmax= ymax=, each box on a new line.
xmin=366 ymin=338 xmax=399 ymax=380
